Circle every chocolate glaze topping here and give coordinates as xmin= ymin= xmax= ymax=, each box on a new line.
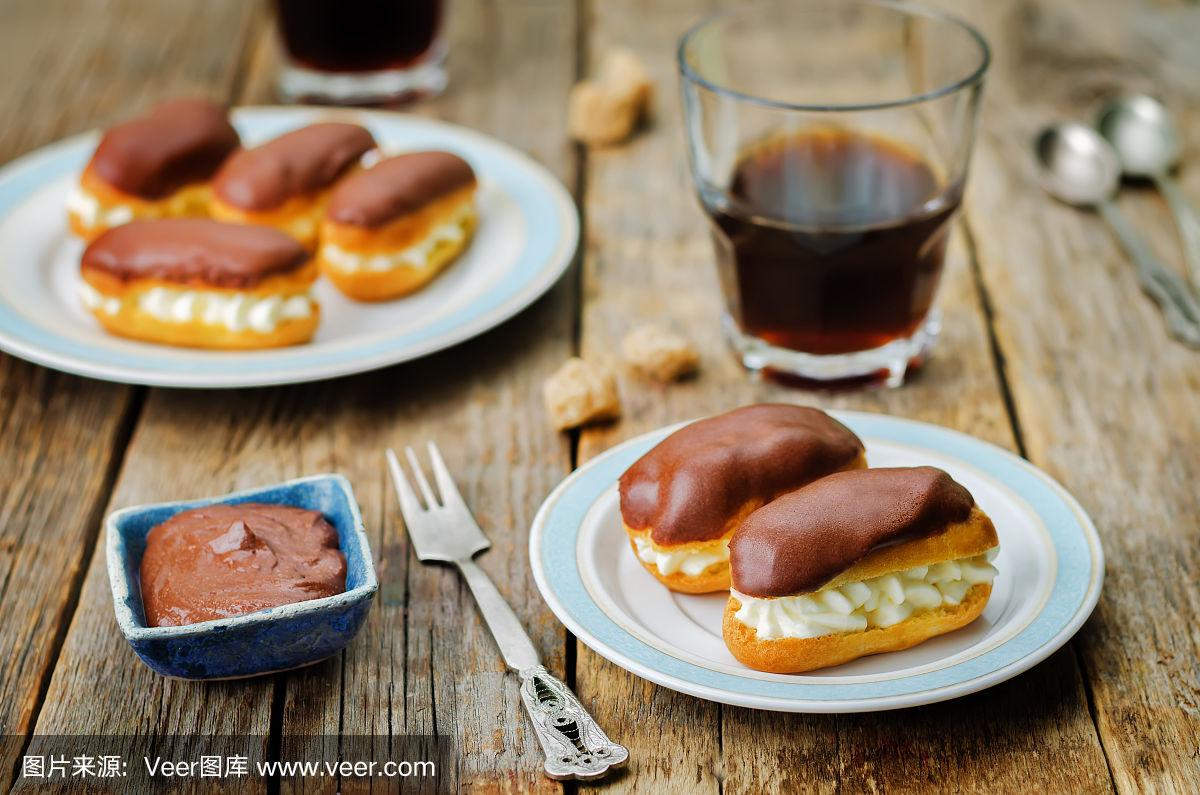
xmin=82 ymin=219 xmax=310 ymax=289
xmin=730 ymin=467 xmax=975 ymax=598
xmin=619 ymin=405 xmax=865 ymax=546
xmin=89 ymin=98 xmax=240 ymax=199
xmin=139 ymin=503 xmax=347 ymax=627
xmin=212 ymin=122 xmax=376 ymax=211
xmin=325 ymin=152 xmax=476 ymax=228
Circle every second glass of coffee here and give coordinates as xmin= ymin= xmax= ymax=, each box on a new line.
xmin=275 ymin=0 xmax=447 ymax=105
xmin=679 ymin=0 xmax=989 ymax=385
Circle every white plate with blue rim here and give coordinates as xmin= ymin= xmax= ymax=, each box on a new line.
xmin=529 ymin=410 xmax=1104 ymax=713
xmin=0 ymin=106 xmax=577 ymax=388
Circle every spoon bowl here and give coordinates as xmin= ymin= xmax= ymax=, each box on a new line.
xmin=1035 ymin=123 xmax=1120 ymax=206
xmin=1096 ymin=94 xmax=1182 ymax=177
xmin=1097 ymin=93 xmax=1200 ymax=292
xmin=1034 ymin=122 xmax=1200 ymax=346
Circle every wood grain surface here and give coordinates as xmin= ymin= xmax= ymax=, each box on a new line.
xmin=0 ymin=0 xmax=1197 ymax=792
xmin=959 ymin=1 xmax=1200 ymax=791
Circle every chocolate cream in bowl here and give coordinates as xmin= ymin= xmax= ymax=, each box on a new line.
xmin=139 ymin=503 xmax=346 ymax=627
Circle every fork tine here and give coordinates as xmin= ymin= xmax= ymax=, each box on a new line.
xmin=427 ymin=441 xmax=467 ymax=509
xmin=386 ymin=448 xmax=426 ymax=521
xmin=405 ymin=446 xmax=440 ymax=508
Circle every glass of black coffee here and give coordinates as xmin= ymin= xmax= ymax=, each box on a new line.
xmin=275 ymin=0 xmax=447 ymax=105
xmin=679 ymin=0 xmax=989 ymax=386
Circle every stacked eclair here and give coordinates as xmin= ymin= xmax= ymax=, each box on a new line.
xmin=619 ymin=405 xmax=866 ymax=593
xmin=70 ymin=99 xmax=479 ymax=349
xmin=619 ymin=404 xmax=999 ymax=673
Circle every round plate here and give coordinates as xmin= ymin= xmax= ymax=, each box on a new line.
xmin=0 ymin=107 xmax=577 ymax=387
xmin=529 ymin=411 xmax=1104 ymax=713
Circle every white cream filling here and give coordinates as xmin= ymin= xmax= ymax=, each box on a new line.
xmin=67 ymin=184 xmax=135 ymax=228
xmin=633 ymin=536 xmax=730 ymax=577
xmin=732 ymin=548 xmax=999 ymax=640
xmin=321 ymin=204 xmax=473 ymax=274
xmin=79 ymin=281 xmax=122 ymax=316
xmin=79 ymin=282 xmax=314 ymax=334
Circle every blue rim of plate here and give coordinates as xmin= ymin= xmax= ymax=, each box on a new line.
xmin=0 ymin=107 xmax=578 ymax=388
xmin=530 ymin=410 xmax=1104 ymax=712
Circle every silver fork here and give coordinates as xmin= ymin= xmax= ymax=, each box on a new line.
xmin=386 ymin=444 xmax=628 ymax=781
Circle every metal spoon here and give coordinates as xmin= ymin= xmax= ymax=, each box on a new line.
xmin=1035 ymin=122 xmax=1200 ymax=347
xmin=1097 ymin=94 xmax=1200 ymax=290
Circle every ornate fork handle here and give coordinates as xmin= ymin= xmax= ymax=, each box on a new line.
xmin=518 ymin=665 xmax=629 ymax=781
xmin=456 ymin=560 xmax=627 ymax=780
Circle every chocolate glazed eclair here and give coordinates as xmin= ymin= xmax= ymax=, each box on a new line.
xmin=68 ymin=99 xmax=240 ymax=241
xmin=618 ymin=404 xmax=866 ymax=594
xmin=210 ymin=122 xmax=377 ymax=249
xmin=80 ymin=219 xmax=320 ymax=349
xmin=318 ymin=152 xmax=478 ymax=301
xmin=724 ymin=467 xmax=1000 ymax=673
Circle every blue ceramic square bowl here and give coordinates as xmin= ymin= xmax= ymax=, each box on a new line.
xmin=105 ymin=474 xmax=377 ymax=680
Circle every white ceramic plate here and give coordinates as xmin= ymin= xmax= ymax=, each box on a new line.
xmin=0 ymin=107 xmax=577 ymax=387
xmin=530 ymin=411 xmax=1104 ymax=713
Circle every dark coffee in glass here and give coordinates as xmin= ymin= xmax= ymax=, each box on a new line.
xmin=277 ymin=0 xmax=442 ymax=73
xmin=705 ymin=129 xmax=959 ymax=357
xmin=679 ymin=0 xmax=988 ymax=386
xmin=275 ymin=0 xmax=447 ymax=104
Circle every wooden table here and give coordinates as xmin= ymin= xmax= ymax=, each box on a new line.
xmin=2 ymin=0 xmax=1198 ymax=791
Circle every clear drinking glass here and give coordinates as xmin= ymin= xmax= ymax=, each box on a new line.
xmin=275 ymin=0 xmax=448 ymax=105
xmin=678 ymin=0 xmax=988 ymax=386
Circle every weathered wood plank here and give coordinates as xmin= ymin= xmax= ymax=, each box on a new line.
xmin=576 ymin=0 xmax=1111 ymax=791
xmin=958 ymin=0 xmax=1200 ymax=791
xmin=0 ymin=0 xmax=262 ymax=157
xmin=0 ymin=362 xmax=134 ymax=785
xmin=0 ymin=0 xmax=265 ymax=790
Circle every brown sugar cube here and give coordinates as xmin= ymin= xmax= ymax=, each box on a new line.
xmin=568 ymin=49 xmax=654 ymax=147
xmin=543 ymin=357 xmax=621 ymax=430
xmin=599 ymin=49 xmax=654 ymax=110
xmin=568 ymin=81 xmax=640 ymax=147
xmin=621 ymin=324 xmax=700 ymax=381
